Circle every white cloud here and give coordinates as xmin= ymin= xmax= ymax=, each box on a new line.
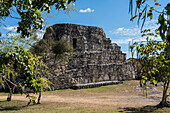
xmin=110 ymin=27 xmax=140 ymax=36
xmin=111 ymin=39 xmax=129 ymax=44
xmin=1 ymin=33 xmax=19 ymax=38
xmin=4 ymin=25 xmax=18 ymax=32
xmin=109 ymin=19 xmax=161 ymax=45
xmin=111 ymin=38 xmax=144 ymax=44
xmin=2 ymin=25 xmax=44 ymax=39
xmin=36 ymin=30 xmax=45 ymax=39
xmin=122 ymin=51 xmax=127 ymax=54
xmin=117 ymin=27 xmax=124 ymax=31
xmin=1 ymin=29 xmax=45 ymax=40
xmin=109 ymin=19 xmax=159 ymax=37
xmin=79 ymin=8 xmax=94 ymax=13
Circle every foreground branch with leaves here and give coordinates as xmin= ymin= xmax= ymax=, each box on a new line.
xmin=130 ymin=35 xmax=170 ymax=107
xmin=0 ymin=0 xmax=77 ymax=37
xmin=129 ymin=0 xmax=170 ymax=107
xmin=0 ymin=37 xmax=52 ymax=105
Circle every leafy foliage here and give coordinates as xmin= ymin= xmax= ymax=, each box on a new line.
xmin=0 ymin=0 xmax=76 ymax=38
xmin=131 ymin=35 xmax=169 ymax=81
xmin=30 ymin=38 xmax=73 ymax=60
xmin=52 ymin=39 xmax=74 ymax=59
xmin=129 ymin=0 xmax=170 ymax=107
xmin=129 ymin=0 xmax=170 ymax=39
xmin=0 ymin=37 xmax=52 ymax=104
xmin=130 ymin=33 xmax=170 ymax=106
xmin=0 ymin=0 xmax=77 ymax=105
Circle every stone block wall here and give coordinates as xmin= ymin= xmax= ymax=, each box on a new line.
xmin=43 ymin=24 xmax=136 ymax=89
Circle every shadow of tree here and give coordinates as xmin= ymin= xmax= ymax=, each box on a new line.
xmin=118 ymin=105 xmax=169 ymax=113
xmin=0 ymin=100 xmax=28 ymax=111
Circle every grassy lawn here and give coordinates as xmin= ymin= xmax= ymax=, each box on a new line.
xmin=0 ymin=80 xmax=169 ymax=113
xmin=0 ymin=100 xmax=169 ymax=113
xmin=0 ymin=100 xmax=119 ymax=113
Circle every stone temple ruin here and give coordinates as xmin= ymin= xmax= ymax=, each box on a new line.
xmin=43 ymin=24 xmax=136 ymax=89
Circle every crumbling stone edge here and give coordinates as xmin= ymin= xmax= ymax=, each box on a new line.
xmin=70 ymin=81 xmax=123 ymax=89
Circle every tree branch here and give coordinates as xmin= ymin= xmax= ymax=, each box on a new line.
xmin=9 ymin=15 xmax=21 ymax=19
xmin=146 ymin=4 xmax=166 ymax=14
xmin=0 ymin=74 xmax=17 ymax=87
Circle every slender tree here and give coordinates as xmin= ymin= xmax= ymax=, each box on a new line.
xmin=129 ymin=0 xmax=170 ymax=107
xmin=0 ymin=37 xmax=52 ymax=104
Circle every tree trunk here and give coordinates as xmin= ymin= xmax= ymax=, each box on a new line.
xmin=3 ymin=74 xmax=17 ymax=101
xmin=158 ymin=78 xmax=169 ymax=107
xmin=37 ymin=91 xmax=42 ymax=104
xmin=7 ymin=88 xmax=12 ymax=101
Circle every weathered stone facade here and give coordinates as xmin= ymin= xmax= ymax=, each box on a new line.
xmin=43 ymin=24 xmax=136 ymax=89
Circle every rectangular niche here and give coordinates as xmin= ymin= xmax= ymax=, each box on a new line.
xmin=73 ymin=37 xmax=77 ymax=49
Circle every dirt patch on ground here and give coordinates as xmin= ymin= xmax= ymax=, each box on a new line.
xmin=0 ymin=80 xmax=169 ymax=109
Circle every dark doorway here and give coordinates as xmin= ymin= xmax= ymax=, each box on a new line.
xmin=73 ymin=38 xmax=77 ymax=49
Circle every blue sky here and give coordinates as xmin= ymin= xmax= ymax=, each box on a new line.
xmin=0 ymin=0 xmax=169 ymax=58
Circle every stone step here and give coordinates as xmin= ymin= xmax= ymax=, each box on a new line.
xmin=70 ymin=81 xmax=123 ymax=89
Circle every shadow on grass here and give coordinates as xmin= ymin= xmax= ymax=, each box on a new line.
xmin=118 ymin=105 xmax=169 ymax=113
xmin=0 ymin=100 xmax=28 ymax=111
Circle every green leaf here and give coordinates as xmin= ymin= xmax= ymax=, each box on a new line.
xmin=147 ymin=33 xmax=154 ymax=36
xmin=141 ymin=79 xmax=145 ymax=84
xmin=130 ymin=15 xmax=138 ymax=21
xmin=142 ymin=13 xmax=146 ymax=19
xmin=149 ymin=13 xmax=153 ymax=19
xmin=155 ymin=3 xmax=161 ymax=6
xmin=165 ymin=3 xmax=170 ymax=15
xmin=151 ymin=71 xmax=155 ymax=74
xmin=130 ymin=45 xmax=135 ymax=49
xmin=150 ymin=7 xmax=154 ymax=11
xmin=30 ymin=96 xmax=37 ymax=100
xmin=142 ymin=0 xmax=146 ymax=4
xmin=134 ymin=42 xmax=138 ymax=45
xmin=155 ymin=29 xmax=158 ymax=33
xmin=142 ymin=34 xmax=146 ymax=37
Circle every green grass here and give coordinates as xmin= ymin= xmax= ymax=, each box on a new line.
xmin=41 ymin=83 xmax=124 ymax=94
xmin=120 ymin=106 xmax=170 ymax=113
xmin=43 ymin=88 xmax=74 ymax=93
xmin=79 ymin=84 xmax=121 ymax=92
xmin=0 ymin=80 xmax=169 ymax=113
xmin=75 ymin=80 xmax=137 ymax=93
xmin=0 ymin=92 xmax=8 ymax=96
xmin=0 ymin=100 xmax=119 ymax=113
xmin=0 ymin=100 xmax=169 ymax=113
